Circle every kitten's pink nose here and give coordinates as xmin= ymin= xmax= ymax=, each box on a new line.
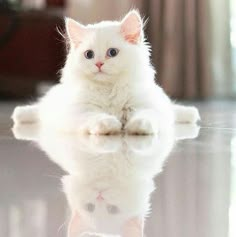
xmin=95 ymin=62 xmax=104 ymax=70
xmin=96 ymin=192 xmax=104 ymax=201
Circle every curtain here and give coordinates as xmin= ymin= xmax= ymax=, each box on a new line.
xmin=141 ymin=0 xmax=212 ymax=99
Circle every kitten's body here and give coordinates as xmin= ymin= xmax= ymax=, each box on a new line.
xmin=12 ymin=10 xmax=199 ymax=134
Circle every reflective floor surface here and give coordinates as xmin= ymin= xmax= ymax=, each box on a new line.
xmin=0 ymin=101 xmax=235 ymax=237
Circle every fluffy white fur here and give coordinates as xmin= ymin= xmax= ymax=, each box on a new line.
xmin=12 ymin=123 xmax=200 ymax=237
xmin=12 ymin=10 xmax=200 ymax=135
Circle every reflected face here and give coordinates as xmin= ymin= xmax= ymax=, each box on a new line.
xmin=63 ymin=175 xmax=154 ymax=235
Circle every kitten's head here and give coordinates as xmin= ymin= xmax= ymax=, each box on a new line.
xmin=63 ymin=10 xmax=151 ymax=84
xmin=63 ymin=175 xmax=154 ymax=237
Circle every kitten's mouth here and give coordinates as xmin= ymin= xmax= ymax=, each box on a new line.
xmin=94 ymin=71 xmax=108 ymax=75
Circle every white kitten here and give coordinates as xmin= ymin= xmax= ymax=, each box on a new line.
xmin=12 ymin=10 xmax=200 ymax=134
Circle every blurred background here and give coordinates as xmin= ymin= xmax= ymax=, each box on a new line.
xmin=0 ymin=0 xmax=235 ymax=100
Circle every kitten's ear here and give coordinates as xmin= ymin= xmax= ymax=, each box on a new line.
xmin=120 ymin=10 xmax=143 ymax=44
xmin=123 ymin=217 xmax=144 ymax=237
xmin=67 ymin=212 xmax=89 ymax=237
xmin=65 ymin=18 xmax=88 ymax=48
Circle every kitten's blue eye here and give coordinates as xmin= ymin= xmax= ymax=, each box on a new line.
xmin=84 ymin=50 xmax=94 ymax=59
xmin=107 ymin=205 xmax=119 ymax=214
xmin=106 ymin=48 xmax=119 ymax=58
xmin=85 ymin=203 xmax=95 ymax=212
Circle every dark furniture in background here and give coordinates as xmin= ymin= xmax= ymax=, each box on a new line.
xmin=0 ymin=6 xmax=65 ymax=98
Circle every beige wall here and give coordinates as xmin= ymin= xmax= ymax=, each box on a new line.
xmin=66 ymin=0 xmax=142 ymax=23
xmin=209 ymin=0 xmax=232 ymax=97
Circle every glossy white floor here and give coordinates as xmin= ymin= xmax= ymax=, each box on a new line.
xmin=0 ymin=101 xmax=235 ymax=237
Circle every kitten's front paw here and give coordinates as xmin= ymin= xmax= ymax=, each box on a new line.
xmin=125 ymin=118 xmax=157 ymax=135
xmin=89 ymin=117 xmax=122 ymax=135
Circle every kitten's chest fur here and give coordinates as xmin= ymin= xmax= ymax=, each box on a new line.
xmin=83 ymin=81 xmax=134 ymax=121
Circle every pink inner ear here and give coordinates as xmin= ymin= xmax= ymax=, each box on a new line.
xmin=66 ymin=18 xmax=88 ymax=47
xmin=123 ymin=217 xmax=143 ymax=237
xmin=68 ymin=212 xmax=89 ymax=237
xmin=121 ymin=11 xmax=142 ymax=44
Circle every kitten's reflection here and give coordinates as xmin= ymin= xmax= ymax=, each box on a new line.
xmin=13 ymin=125 xmax=199 ymax=237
